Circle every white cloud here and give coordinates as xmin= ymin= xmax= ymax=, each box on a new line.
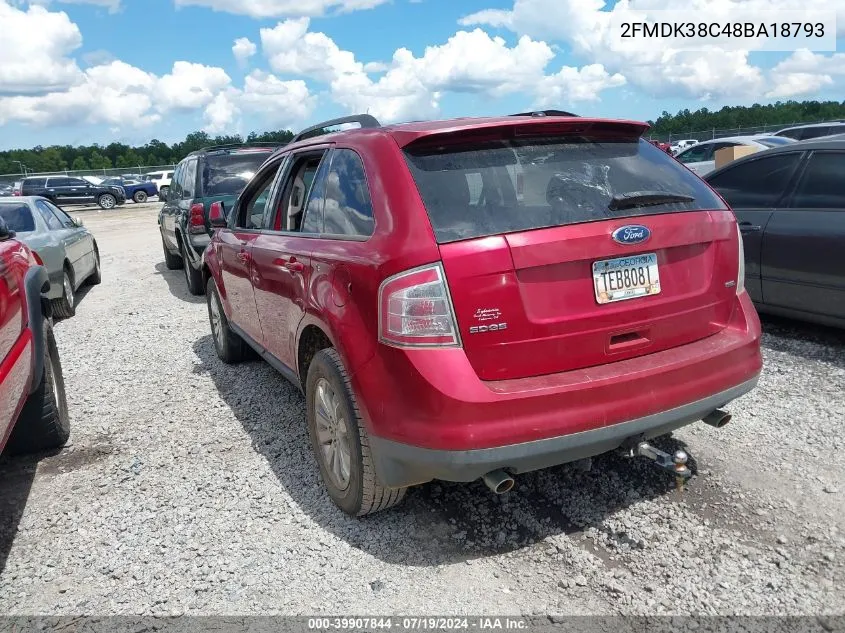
xmin=0 ymin=1 xmax=83 ymax=95
xmin=232 ymin=37 xmax=257 ymax=64
xmin=766 ymin=49 xmax=845 ymax=98
xmin=261 ymin=19 xmax=623 ymax=122
xmin=459 ymin=0 xmax=845 ymax=101
xmin=154 ymin=61 xmax=232 ymax=112
xmin=173 ymin=0 xmax=388 ymax=18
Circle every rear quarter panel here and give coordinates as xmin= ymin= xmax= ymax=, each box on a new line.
xmin=0 ymin=239 xmax=35 ymax=451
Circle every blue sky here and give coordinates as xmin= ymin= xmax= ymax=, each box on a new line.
xmin=0 ymin=0 xmax=843 ymax=152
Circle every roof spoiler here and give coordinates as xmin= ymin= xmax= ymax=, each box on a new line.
xmin=510 ymin=110 xmax=579 ymax=118
xmin=291 ymin=114 xmax=381 ymax=144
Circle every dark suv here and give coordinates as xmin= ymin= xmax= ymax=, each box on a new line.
xmin=158 ymin=144 xmax=278 ymax=295
xmin=200 ymin=113 xmax=761 ymax=516
xmin=21 ymin=177 xmax=126 ymax=210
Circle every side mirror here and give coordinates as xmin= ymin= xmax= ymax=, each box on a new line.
xmin=75 ymin=217 xmax=84 ymax=227
xmin=209 ymin=201 xmax=227 ymax=228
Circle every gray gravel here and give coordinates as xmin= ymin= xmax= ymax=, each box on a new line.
xmin=1 ymin=207 xmax=843 ymax=616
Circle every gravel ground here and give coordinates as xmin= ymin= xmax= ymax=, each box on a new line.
xmin=0 ymin=207 xmax=843 ymax=616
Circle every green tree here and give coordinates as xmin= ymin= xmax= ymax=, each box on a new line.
xmin=71 ymin=156 xmax=90 ymax=171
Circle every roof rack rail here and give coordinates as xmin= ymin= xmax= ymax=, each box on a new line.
xmin=291 ymin=114 xmax=381 ymax=144
xmin=510 ymin=110 xmax=579 ymax=118
xmin=192 ymin=142 xmax=281 ymax=154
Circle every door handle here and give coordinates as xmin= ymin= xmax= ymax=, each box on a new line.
xmin=275 ymin=256 xmax=305 ymax=273
xmin=738 ymin=222 xmax=761 ymax=233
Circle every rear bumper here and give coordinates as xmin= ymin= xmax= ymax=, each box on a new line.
xmin=370 ymin=377 xmax=757 ymax=487
xmin=354 ymin=292 xmax=762 ymax=487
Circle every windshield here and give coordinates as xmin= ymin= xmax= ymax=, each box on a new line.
xmin=404 ymin=136 xmax=726 ymax=243
xmin=201 ymin=151 xmax=273 ymax=197
xmin=0 ymin=203 xmax=36 ymax=232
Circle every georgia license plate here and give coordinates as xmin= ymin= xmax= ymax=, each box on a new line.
xmin=593 ymin=253 xmax=661 ymax=304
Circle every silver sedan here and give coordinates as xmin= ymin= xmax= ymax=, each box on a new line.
xmin=0 ymin=196 xmax=101 ymax=318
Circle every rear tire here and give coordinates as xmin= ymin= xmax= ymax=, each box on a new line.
xmin=7 ymin=319 xmax=70 ymax=454
xmin=97 ymin=193 xmax=116 ymax=210
xmin=162 ymin=235 xmax=183 ymax=270
xmin=306 ymin=348 xmax=406 ymax=516
xmin=181 ymin=240 xmax=204 ymax=295
xmin=51 ymin=267 xmax=76 ymax=319
xmin=207 ymin=278 xmax=253 ymax=363
xmin=133 ymin=191 xmax=148 ymax=203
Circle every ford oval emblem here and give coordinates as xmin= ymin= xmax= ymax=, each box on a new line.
xmin=612 ymin=225 xmax=651 ymax=245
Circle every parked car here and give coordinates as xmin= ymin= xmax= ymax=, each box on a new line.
xmin=200 ymin=113 xmax=762 ymax=516
xmin=102 ymin=177 xmax=158 ymax=203
xmin=12 ymin=181 xmax=22 ymax=196
xmin=0 ymin=215 xmax=70 ymax=456
xmin=159 ymin=144 xmax=277 ymax=294
xmin=144 ymin=170 xmax=175 ymax=201
xmin=670 ymin=139 xmax=698 ymax=154
xmin=0 ymin=184 xmax=13 ymax=197
xmin=0 ymin=197 xmax=101 ymax=318
xmin=20 ymin=176 xmax=126 ymax=210
xmin=773 ymin=122 xmax=845 ymax=141
xmin=705 ymin=137 xmax=845 ymax=328
xmin=674 ymin=135 xmax=795 ymax=176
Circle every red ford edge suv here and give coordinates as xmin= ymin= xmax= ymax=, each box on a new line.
xmin=201 ymin=112 xmax=762 ymax=516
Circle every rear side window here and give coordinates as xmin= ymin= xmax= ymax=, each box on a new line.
xmin=201 ymin=151 xmax=272 ymax=197
xmin=800 ymin=126 xmax=831 ymax=140
xmin=322 ymin=150 xmax=374 ymax=237
xmin=182 ymin=159 xmax=197 ymax=199
xmin=676 ymin=144 xmax=713 ymax=164
xmin=790 ymin=152 xmax=845 ymax=209
xmin=404 ymin=136 xmax=726 ymax=243
xmin=707 ymin=153 xmax=802 ymax=209
xmin=47 ymin=177 xmax=72 ymax=187
xmin=0 ymin=204 xmax=35 ymax=232
xmin=23 ymin=178 xmax=46 ymax=190
xmin=34 ymin=200 xmax=65 ymax=230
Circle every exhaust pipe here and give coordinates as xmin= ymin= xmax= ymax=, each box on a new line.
xmin=482 ymin=469 xmax=515 ymax=494
xmin=703 ymin=409 xmax=732 ymax=428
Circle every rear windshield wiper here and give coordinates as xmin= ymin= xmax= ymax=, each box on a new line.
xmin=608 ymin=191 xmax=695 ymax=211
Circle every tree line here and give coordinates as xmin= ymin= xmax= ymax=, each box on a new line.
xmin=647 ymin=100 xmax=845 ymax=136
xmin=3 ymin=99 xmax=845 ymax=175
xmin=0 ymin=130 xmax=294 ymax=176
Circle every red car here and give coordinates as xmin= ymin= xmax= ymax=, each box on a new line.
xmin=201 ymin=112 xmax=762 ymax=516
xmin=0 ymin=216 xmax=70 ymax=456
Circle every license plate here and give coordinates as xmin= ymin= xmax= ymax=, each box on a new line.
xmin=593 ymin=253 xmax=661 ymax=304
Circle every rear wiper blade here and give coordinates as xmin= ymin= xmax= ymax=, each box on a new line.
xmin=608 ymin=191 xmax=695 ymax=211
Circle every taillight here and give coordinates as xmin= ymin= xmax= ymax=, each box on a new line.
xmin=735 ymin=224 xmax=745 ymax=295
xmin=31 ymin=250 xmax=43 ymax=265
xmin=188 ymin=203 xmax=205 ymax=234
xmin=378 ymin=263 xmax=461 ymax=347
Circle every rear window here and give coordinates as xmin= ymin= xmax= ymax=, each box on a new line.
xmin=0 ymin=203 xmax=36 ymax=232
xmin=404 ymin=136 xmax=727 ymax=243
xmin=201 ymin=151 xmax=273 ymax=197
xmin=756 ymin=137 xmax=794 ymax=147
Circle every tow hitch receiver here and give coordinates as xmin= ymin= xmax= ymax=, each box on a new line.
xmin=627 ymin=441 xmax=691 ymax=490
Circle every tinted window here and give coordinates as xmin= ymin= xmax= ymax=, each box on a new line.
xmin=707 ymin=153 xmax=802 ymax=208
xmin=676 ymin=144 xmax=713 ymax=163
xmin=236 ymin=161 xmax=283 ymax=230
xmin=301 ymin=154 xmax=332 ymax=234
xmin=202 ymin=151 xmax=273 ymax=197
xmin=182 ymin=159 xmax=197 ymax=199
xmin=22 ymin=178 xmax=46 ymax=190
xmin=321 ymin=150 xmax=374 ymax=237
xmin=34 ymin=200 xmax=65 ymax=229
xmin=800 ymin=126 xmax=831 ymax=140
xmin=0 ymin=204 xmax=36 ymax=232
xmin=47 ymin=177 xmax=72 ymax=187
xmin=776 ymin=128 xmax=803 ymax=140
xmin=790 ymin=152 xmax=845 ymax=209
xmin=68 ymin=178 xmax=88 ymax=186
xmin=405 ymin=137 xmax=726 ymax=243
xmin=170 ymin=164 xmax=184 ymax=199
